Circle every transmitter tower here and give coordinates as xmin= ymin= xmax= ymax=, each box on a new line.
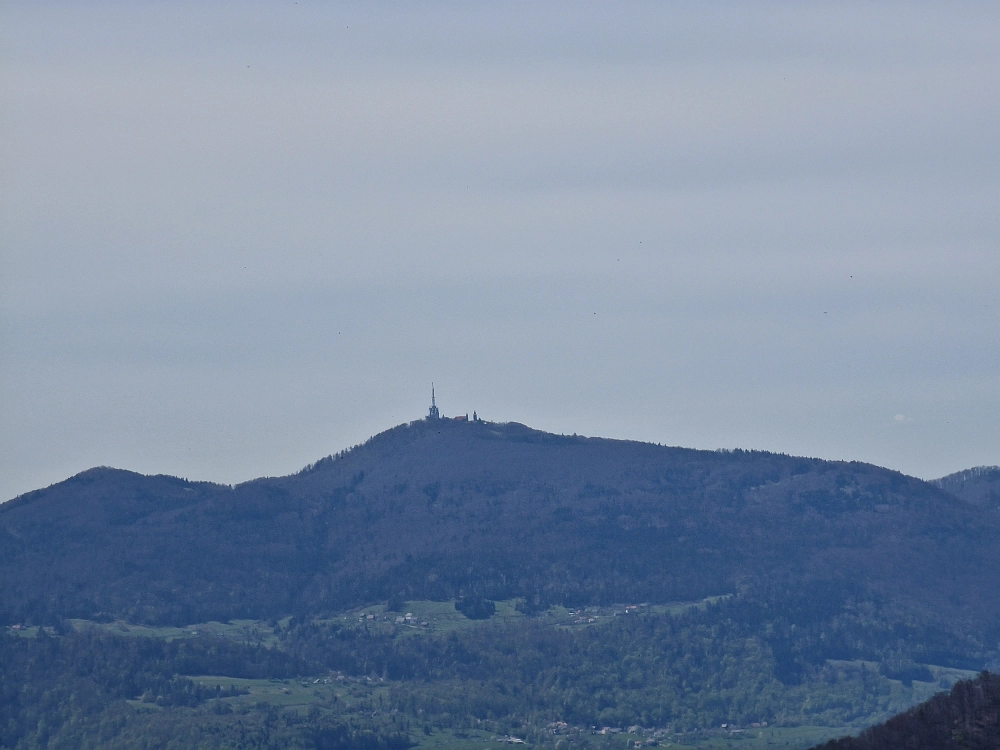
xmin=428 ymin=384 xmax=440 ymax=420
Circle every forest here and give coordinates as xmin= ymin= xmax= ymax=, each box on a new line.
xmin=1 ymin=419 xmax=998 ymax=748
xmin=1 ymin=590 xmax=992 ymax=749
xmin=814 ymin=671 xmax=1000 ymax=749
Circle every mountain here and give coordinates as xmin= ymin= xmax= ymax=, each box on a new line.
xmin=4 ymin=418 xmax=1000 ymax=748
xmin=933 ymin=465 xmax=1000 ymax=509
xmin=2 ymin=418 xmax=999 ymax=652
xmin=812 ymin=670 xmax=1000 ymax=749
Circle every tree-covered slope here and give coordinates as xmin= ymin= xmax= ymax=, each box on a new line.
xmin=933 ymin=465 xmax=1000 ymax=509
xmin=812 ymin=670 xmax=1000 ymax=749
xmin=2 ymin=418 xmax=999 ymax=647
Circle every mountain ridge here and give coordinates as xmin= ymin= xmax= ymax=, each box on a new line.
xmin=3 ymin=418 xmax=998 ymax=646
xmin=932 ymin=465 xmax=1000 ymax=509
xmin=8 ymin=419 xmax=990 ymax=508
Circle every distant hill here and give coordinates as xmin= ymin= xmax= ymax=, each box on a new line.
xmin=932 ymin=465 xmax=1000 ymax=509
xmin=3 ymin=418 xmax=999 ymax=655
xmin=812 ymin=671 xmax=1000 ymax=749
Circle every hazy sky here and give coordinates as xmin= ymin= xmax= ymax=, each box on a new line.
xmin=3 ymin=1 xmax=999 ymax=502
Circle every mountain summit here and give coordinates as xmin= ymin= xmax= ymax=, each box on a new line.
xmin=3 ymin=418 xmax=999 ymax=643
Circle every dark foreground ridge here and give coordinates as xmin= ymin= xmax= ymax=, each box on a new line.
xmin=812 ymin=671 xmax=1000 ymax=749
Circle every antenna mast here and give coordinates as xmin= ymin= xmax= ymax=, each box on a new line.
xmin=428 ymin=383 xmax=440 ymax=420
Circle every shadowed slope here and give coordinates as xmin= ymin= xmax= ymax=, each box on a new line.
xmin=812 ymin=671 xmax=1000 ymax=749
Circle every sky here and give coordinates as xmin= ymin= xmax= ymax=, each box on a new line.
xmin=2 ymin=1 xmax=999 ymax=502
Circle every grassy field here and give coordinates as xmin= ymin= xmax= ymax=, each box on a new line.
xmin=65 ymin=617 xmax=284 ymax=645
xmin=56 ymin=595 xmax=730 ymax=645
xmin=404 ymin=724 xmax=854 ymax=750
xmin=668 ymin=724 xmax=853 ymax=748
xmin=136 ymin=672 xmax=862 ymax=750
xmin=189 ymin=675 xmax=346 ymax=711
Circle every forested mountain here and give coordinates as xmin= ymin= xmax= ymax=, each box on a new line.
xmin=932 ymin=465 xmax=1000 ymax=509
xmin=2 ymin=418 xmax=999 ymax=641
xmin=2 ymin=417 xmax=1000 ymax=748
xmin=812 ymin=671 xmax=1000 ymax=749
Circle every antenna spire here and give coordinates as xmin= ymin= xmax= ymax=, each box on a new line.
xmin=428 ymin=383 xmax=440 ymax=420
